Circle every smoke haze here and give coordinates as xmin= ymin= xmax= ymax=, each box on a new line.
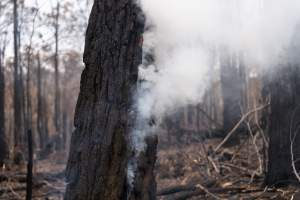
xmin=136 ymin=0 xmax=300 ymax=124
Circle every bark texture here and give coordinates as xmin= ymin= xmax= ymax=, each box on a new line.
xmin=65 ymin=0 xmax=156 ymax=199
xmin=265 ymin=65 xmax=300 ymax=186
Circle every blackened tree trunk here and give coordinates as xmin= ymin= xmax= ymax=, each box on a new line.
xmin=54 ymin=2 xmax=61 ymax=147
xmin=265 ymin=65 xmax=300 ymax=186
xmin=37 ymin=53 xmax=44 ymax=149
xmin=65 ymin=0 xmax=157 ymax=200
xmin=0 ymin=44 xmax=8 ymax=165
xmin=13 ymin=0 xmax=23 ymax=148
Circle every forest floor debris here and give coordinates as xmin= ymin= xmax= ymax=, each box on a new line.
xmin=156 ymin=138 xmax=300 ymax=200
xmin=0 ymin=151 xmax=66 ymax=200
xmin=0 ymin=138 xmax=300 ymax=200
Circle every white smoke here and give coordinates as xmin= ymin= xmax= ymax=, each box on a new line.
xmin=135 ymin=0 xmax=300 ymax=128
xmin=127 ymin=0 xmax=300 ymax=190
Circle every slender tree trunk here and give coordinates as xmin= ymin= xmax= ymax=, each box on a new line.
xmin=54 ymin=2 xmax=61 ymax=147
xmin=265 ymin=65 xmax=300 ymax=186
xmin=25 ymin=13 xmax=37 ymax=137
xmin=62 ymin=89 xmax=68 ymax=149
xmin=18 ymin=8 xmax=26 ymax=145
xmin=26 ymin=130 xmax=33 ymax=200
xmin=13 ymin=0 xmax=22 ymax=148
xmin=65 ymin=0 xmax=157 ymax=199
xmin=37 ymin=53 xmax=43 ymax=149
xmin=0 ymin=45 xmax=8 ymax=165
xmin=26 ymin=49 xmax=32 ymax=133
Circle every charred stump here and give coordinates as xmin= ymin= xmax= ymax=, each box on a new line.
xmin=264 ymin=65 xmax=300 ymax=186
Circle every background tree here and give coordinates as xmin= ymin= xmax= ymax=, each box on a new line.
xmin=13 ymin=0 xmax=24 ymax=150
xmin=0 ymin=26 xmax=8 ymax=165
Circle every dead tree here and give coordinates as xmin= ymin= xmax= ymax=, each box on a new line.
xmin=54 ymin=2 xmax=61 ymax=148
xmin=26 ymin=130 xmax=33 ymax=200
xmin=36 ymin=53 xmax=44 ymax=149
xmin=0 ymin=38 xmax=8 ymax=165
xmin=65 ymin=0 xmax=157 ymax=200
xmin=13 ymin=0 xmax=23 ymax=148
xmin=264 ymin=65 xmax=300 ymax=186
xmin=25 ymin=9 xmax=38 ymax=135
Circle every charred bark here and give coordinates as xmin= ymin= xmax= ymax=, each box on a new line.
xmin=265 ymin=65 xmax=300 ymax=186
xmin=65 ymin=0 xmax=157 ymax=200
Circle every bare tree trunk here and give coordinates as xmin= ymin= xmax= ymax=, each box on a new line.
xmin=26 ymin=50 xmax=32 ymax=134
xmin=0 ymin=43 xmax=8 ymax=165
xmin=25 ymin=12 xmax=37 ymax=138
xmin=26 ymin=130 xmax=33 ymax=200
xmin=54 ymin=2 xmax=61 ymax=148
xmin=37 ymin=53 xmax=43 ymax=149
xmin=13 ymin=0 xmax=22 ymax=149
xmin=65 ymin=0 xmax=157 ymax=199
xmin=61 ymin=75 xmax=67 ymax=150
xmin=264 ymin=65 xmax=300 ymax=186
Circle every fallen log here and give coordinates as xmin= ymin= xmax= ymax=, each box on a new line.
xmin=157 ymin=180 xmax=216 ymax=196
xmin=157 ymin=185 xmax=197 ymax=196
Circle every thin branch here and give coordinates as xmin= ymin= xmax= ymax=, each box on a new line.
xmin=214 ymin=103 xmax=270 ymax=153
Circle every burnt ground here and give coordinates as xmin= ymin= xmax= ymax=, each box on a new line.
xmin=1 ymin=137 xmax=300 ymax=200
xmin=0 ymin=152 xmax=66 ymax=200
xmin=156 ymin=137 xmax=300 ymax=200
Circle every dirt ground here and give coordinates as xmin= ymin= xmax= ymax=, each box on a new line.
xmin=0 ymin=152 xmax=66 ymax=200
xmin=1 ymin=137 xmax=300 ymax=200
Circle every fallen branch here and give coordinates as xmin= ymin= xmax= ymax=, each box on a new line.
xmin=214 ymin=104 xmax=269 ymax=153
xmin=196 ymin=183 xmax=223 ymax=200
xmin=157 ymin=185 xmax=197 ymax=196
xmin=157 ymin=180 xmax=216 ymax=196
xmin=170 ymin=187 xmax=269 ymax=200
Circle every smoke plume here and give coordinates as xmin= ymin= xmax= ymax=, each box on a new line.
xmin=135 ymin=0 xmax=300 ymax=130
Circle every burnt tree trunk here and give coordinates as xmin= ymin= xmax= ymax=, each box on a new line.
xmin=13 ymin=0 xmax=23 ymax=148
xmin=37 ymin=53 xmax=44 ymax=149
xmin=26 ymin=130 xmax=33 ymax=200
xmin=265 ymin=65 xmax=300 ymax=186
xmin=54 ymin=2 xmax=62 ymax=149
xmin=0 ymin=46 xmax=8 ymax=165
xmin=65 ymin=0 xmax=157 ymax=200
